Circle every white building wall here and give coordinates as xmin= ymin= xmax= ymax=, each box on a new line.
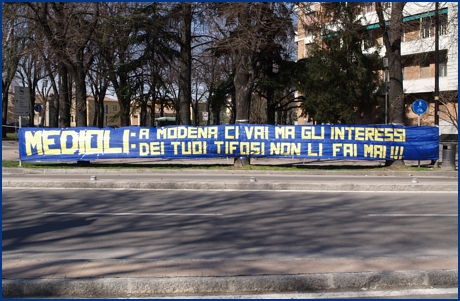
xmin=446 ymin=2 xmax=458 ymax=92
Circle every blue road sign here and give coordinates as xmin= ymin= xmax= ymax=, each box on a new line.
xmin=34 ymin=104 xmax=42 ymax=113
xmin=412 ymin=99 xmax=428 ymax=115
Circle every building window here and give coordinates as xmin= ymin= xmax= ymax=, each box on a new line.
xmin=105 ymin=116 xmax=109 ymax=125
xmin=381 ymin=2 xmax=391 ymax=9
xmin=420 ymin=19 xmax=431 ymax=38
xmin=304 ymin=43 xmax=313 ymax=58
xmin=440 ymin=15 xmax=448 ymax=36
xmin=420 ymin=60 xmax=431 ymax=78
xmin=366 ymin=2 xmax=373 ymax=13
xmin=364 ymin=32 xmax=374 ymax=49
xmin=112 ymin=105 xmax=117 ymax=112
xmin=302 ymin=12 xmax=315 ymax=36
xmin=362 ymin=2 xmax=373 ymax=14
xmin=105 ymin=105 xmax=109 ymax=114
xmin=71 ymin=116 xmax=74 ymax=122
xmin=439 ymin=61 xmax=447 ymax=77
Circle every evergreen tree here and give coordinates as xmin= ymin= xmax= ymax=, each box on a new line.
xmin=296 ymin=8 xmax=382 ymax=124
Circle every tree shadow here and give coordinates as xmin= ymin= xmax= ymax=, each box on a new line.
xmin=2 ymin=189 xmax=457 ymax=263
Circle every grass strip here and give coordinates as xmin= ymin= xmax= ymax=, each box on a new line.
xmin=1 ymin=160 xmax=434 ymax=172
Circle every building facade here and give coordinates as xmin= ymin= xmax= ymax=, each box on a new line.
xmin=296 ymin=2 xmax=458 ymax=135
xmin=68 ymin=96 xmax=121 ymax=128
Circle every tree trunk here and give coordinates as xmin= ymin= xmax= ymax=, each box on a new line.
xmin=179 ymin=2 xmax=192 ymax=125
xmin=233 ymin=49 xmax=254 ymax=167
xmin=74 ymin=51 xmax=87 ymax=127
xmin=58 ymin=62 xmax=71 ymax=128
xmin=92 ymin=101 xmax=98 ymax=127
xmin=149 ymin=90 xmax=156 ymax=127
xmin=109 ymin=69 xmax=131 ymax=127
xmin=388 ymin=3 xmax=405 ymax=125
xmin=140 ymin=98 xmax=148 ymax=126
xmin=95 ymin=86 xmax=107 ymax=128
xmin=376 ymin=2 xmax=406 ymax=125
xmin=234 ymin=49 xmax=254 ymax=125
xmin=2 ymin=87 xmax=10 ymax=138
xmin=376 ymin=2 xmax=407 ymax=166
xmin=233 ymin=156 xmax=250 ymax=168
xmin=267 ymin=103 xmax=276 ymax=125
xmin=28 ymin=86 xmax=36 ymax=127
xmin=119 ymin=96 xmax=131 ymax=126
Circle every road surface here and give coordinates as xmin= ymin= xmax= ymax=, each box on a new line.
xmin=3 ymin=188 xmax=457 ymax=261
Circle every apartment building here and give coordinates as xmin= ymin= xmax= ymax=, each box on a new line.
xmin=296 ymin=2 xmax=458 ymax=135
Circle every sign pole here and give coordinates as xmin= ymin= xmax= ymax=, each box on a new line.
xmin=412 ymin=99 xmax=428 ymax=168
xmin=14 ymin=86 xmax=31 ymax=167
xmin=417 ymin=113 xmax=421 ymax=167
xmin=19 ymin=117 xmax=21 ymax=167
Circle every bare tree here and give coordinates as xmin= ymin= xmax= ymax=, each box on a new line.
xmin=97 ymin=2 xmax=142 ymax=126
xmin=439 ymin=91 xmax=458 ymax=131
xmin=2 ymin=3 xmax=26 ymax=136
xmin=207 ymin=3 xmax=296 ymax=127
xmin=88 ymin=52 xmax=110 ymax=127
xmin=16 ymin=46 xmax=45 ymax=127
xmin=26 ymin=2 xmax=100 ymax=127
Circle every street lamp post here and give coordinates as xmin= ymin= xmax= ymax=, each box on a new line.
xmin=382 ymin=56 xmax=389 ymax=124
xmin=434 ymin=2 xmax=440 ymax=125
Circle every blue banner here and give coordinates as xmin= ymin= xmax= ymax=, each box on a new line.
xmin=18 ymin=124 xmax=439 ymax=162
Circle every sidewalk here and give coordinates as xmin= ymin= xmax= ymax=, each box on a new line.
xmin=3 ymin=257 xmax=458 ymax=298
xmin=2 ymin=170 xmax=458 ymax=191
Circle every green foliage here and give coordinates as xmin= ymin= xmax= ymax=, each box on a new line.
xmin=209 ymin=79 xmax=233 ymax=107
xmin=255 ymin=59 xmax=302 ymax=124
xmin=296 ymin=15 xmax=383 ymax=124
xmin=208 ymin=77 xmax=234 ymax=123
xmin=5 ymin=133 xmax=18 ymax=139
xmin=256 ymin=60 xmax=298 ymax=104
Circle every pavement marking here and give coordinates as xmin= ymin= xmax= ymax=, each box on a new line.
xmin=43 ymin=212 xmax=223 ymax=216
xmin=369 ymin=214 xmax=457 ymax=217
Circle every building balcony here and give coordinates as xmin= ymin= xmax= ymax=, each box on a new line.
xmin=402 ymin=35 xmax=450 ymax=56
xmin=403 ymin=77 xmax=451 ymax=94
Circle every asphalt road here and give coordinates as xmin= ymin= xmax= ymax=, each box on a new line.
xmin=3 ymin=188 xmax=457 ymax=261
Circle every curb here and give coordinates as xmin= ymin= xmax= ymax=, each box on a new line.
xmin=2 ymin=167 xmax=458 ymax=177
xmin=2 ymin=180 xmax=458 ymax=191
xmin=3 ymin=270 xmax=457 ymax=298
